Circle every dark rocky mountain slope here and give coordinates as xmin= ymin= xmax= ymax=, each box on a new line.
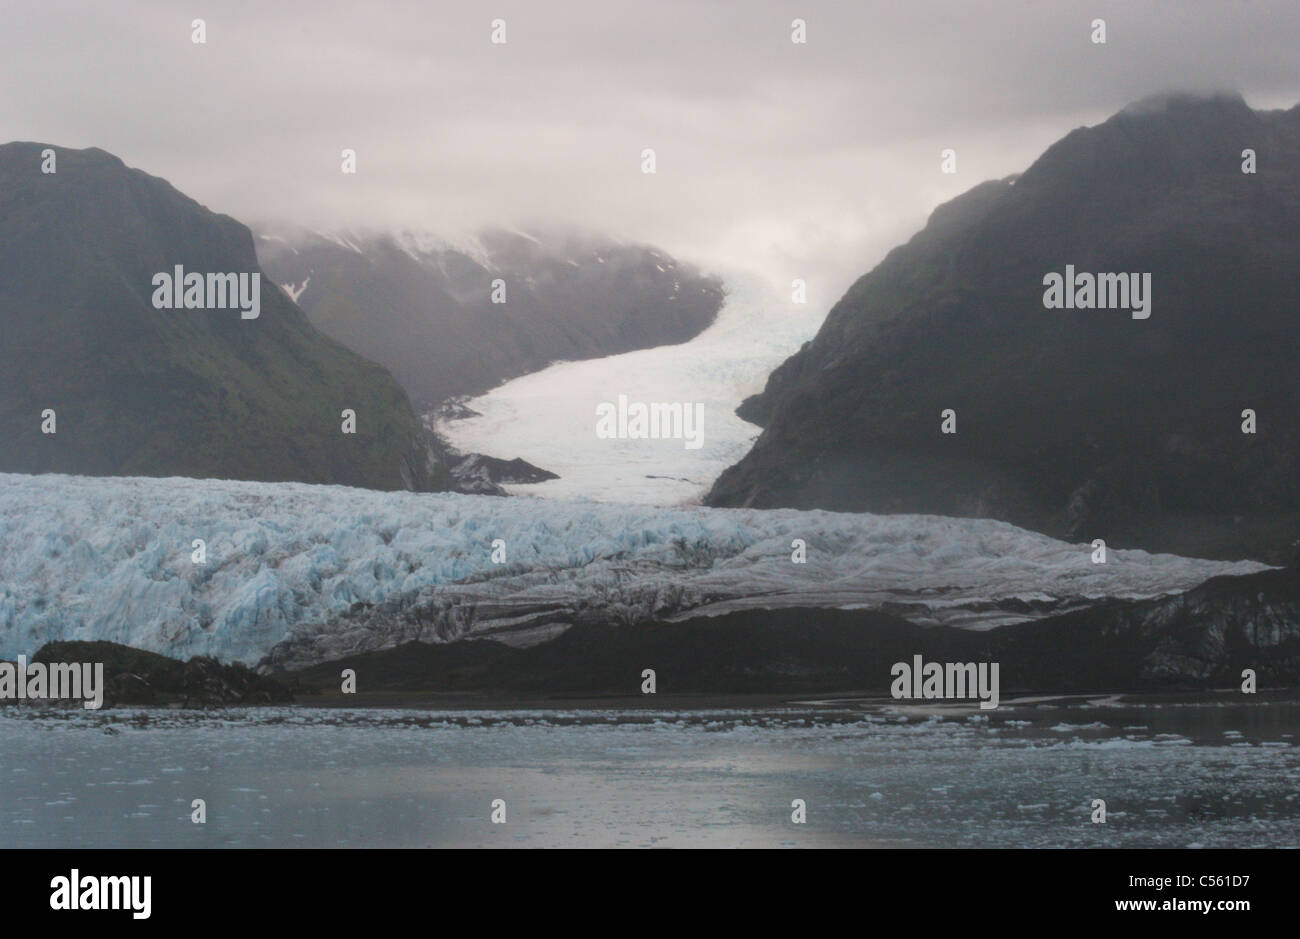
xmin=707 ymin=94 xmax=1299 ymax=563
xmin=0 ymin=143 xmax=445 ymax=491
xmin=256 ymin=227 xmax=725 ymax=409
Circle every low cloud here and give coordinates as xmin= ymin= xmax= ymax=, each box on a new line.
xmin=3 ymin=0 xmax=1298 ymax=302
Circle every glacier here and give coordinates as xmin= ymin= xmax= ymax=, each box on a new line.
xmin=0 ymin=472 xmax=1270 ymax=669
xmin=435 ymin=272 xmax=826 ymax=504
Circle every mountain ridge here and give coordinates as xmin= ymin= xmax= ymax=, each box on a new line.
xmin=256 ymin=225 xmax=726 ymax=410
xmin=0 ymin=142 xmax=447 ymax=492
xmin=707 ymin=94 xmax=1300 ymax=564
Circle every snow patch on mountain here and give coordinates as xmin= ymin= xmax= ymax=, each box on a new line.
xmin=280 ymin=276 xmax=310 ymax=302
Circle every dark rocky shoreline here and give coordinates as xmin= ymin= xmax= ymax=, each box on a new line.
xmin=0 ymin=641 xmax=293 ymax=709
xmin=9 ymin=566 xmax=1295 ymax=710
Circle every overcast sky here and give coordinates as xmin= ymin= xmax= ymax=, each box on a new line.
xmin=4 ymin=0 xmax=1299 ymax=306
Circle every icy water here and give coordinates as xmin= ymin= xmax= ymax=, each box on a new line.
xmin=1 ymin=697 xmax=1295 ymax=848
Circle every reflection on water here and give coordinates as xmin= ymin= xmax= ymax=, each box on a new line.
xmin=2 ymin=696 xmax=1296 ymax=848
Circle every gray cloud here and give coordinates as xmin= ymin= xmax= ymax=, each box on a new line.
xmin=4 ymin=0 xmax=1298 ymax=305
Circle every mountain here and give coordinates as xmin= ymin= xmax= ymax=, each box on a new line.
xmin=0 ymin=143 xmax=445 ymax=491
xmin=706 ymin=93 xmax=1300 ymax=563
xmin=255 ymin=227 xmax=725 ymax=410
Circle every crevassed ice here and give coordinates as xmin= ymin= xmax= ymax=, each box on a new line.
xmin=0 ymin=473 xmax=1268 ymax=667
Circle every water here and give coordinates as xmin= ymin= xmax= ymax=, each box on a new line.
xmin=2 ymin=698 xmax=1296 ymax=848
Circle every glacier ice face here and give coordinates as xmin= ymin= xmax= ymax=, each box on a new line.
xmin=0 ymin=472 xmax=1270 ymax=669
